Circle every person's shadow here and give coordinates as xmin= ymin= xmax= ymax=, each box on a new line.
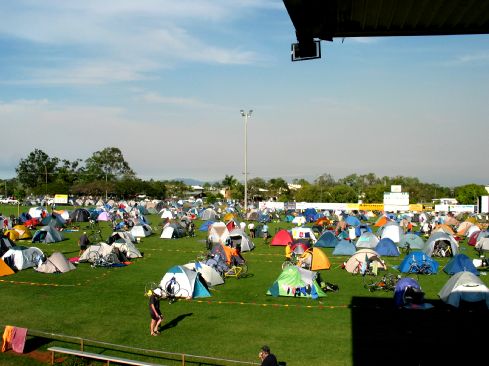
xmin=160 ymin=313 xmax=193 ymax=331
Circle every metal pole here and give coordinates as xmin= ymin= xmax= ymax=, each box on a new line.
xmin=105 ymin=172 xmax=108 ymax=202
xmin=45 ymin=165 xmax=48 ymax=208
xmin=240 ymin=110 xmax=252 ymax=216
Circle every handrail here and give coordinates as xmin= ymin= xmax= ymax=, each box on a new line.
xmin=1 ymin=324 xmax=260 ymax=366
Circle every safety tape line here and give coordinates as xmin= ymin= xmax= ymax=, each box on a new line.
xmin=189 ymin=299 xmax=348 ymax=310
xmin=0 ymin=279 xmax=76 ymax=287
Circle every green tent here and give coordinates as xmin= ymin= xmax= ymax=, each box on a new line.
xmin=267 ymin=266 xmax=326 ymax=299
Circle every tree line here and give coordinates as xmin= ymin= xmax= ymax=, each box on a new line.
xmin=1 ymin=148 xmax=486 ymax=205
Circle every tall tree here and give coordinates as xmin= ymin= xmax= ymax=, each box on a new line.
xmin=15 ymin=149 xmax=59 ymax=191
xmin=84 ymin=147 xmax=135 ymax=181
xmin=454 ymin=184 xmax=487 ymax=204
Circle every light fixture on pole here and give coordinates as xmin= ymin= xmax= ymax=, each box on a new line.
xmin=240 ymin=109 xmax=252 ymax=214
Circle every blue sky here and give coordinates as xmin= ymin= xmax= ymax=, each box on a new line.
xmin=1 ymin=1 xmax=488 ymax=187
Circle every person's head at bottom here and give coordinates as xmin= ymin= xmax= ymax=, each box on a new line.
xmin=259 ymin=345 xmax=270 ymax=360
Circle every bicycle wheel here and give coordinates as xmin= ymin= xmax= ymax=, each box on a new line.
xmin=87 ymin=251 xmax=99 ymax=264
xmin=239 ymin=263 xmax=248 ymax=275
xmin=363 ymin=276 xmax=378 ymax=292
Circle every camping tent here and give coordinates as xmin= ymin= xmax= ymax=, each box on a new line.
xmin=112 ymin=241 xmax=142 ymax=259
xmin=344 ymin=249 xmax=386 ymax=274
xmin=0 ymin=258 xmax=15 ymax=277
xmin=208 ymin=222 xmax=230 ymax=245
xmin=332 ymin=240 xmax=356 ymax=256
xmin=159 ymin=265 xmax=211 ymax=299
xmin=32 ymin=226 xmax=64 ymax=243
xmin=394 ymin=277 xmax=422 ymax=307
xmin=130 ymin=224 xmax=153 ymax=238
xmin=1 ymin=246 xmax=44 ymax=271
xmin=228 ymin=229 xmax=255 ymax=252
xmin=270 ymin=229 xmax=294 ymax=246
xmin=475 ymin=237 xmax=489 ymax=253
xmin=443 ymin=254 xmax=478 ymax=276
xmin=13 ymin=225 xmax=32 ymax=240
xmin=201 ymin=208 xmax=218 ymax=221
xmin=375 ymin=238 xmax=400 ymax=257
xmin=424 ymin=232 xmax=458 ymax=257
xmin=378 ymin=223 xmax=403 ymax=243
xmin=298 ymin=247 xmax=331 ymax=270
xmin=315 ymin=231 xmax=339 ymax=248
xmin=398 ymin=233 xmax=425 ymax=250
xmin=0 ymin=237 xmax=14 ymax=257
xmin=70 ymin=208 xmax=90 ymax=222
xmin=160 ymin=223 xmax=186 ymax=239
xmin=438 ymin=271 xmax=489 ymax=308
xmin=183 ymin=261 xmax=224 ymax=287
xmin=267 ymin=266 xmax=326 ymax=299
xmin=398 ymin=251 xmax=439 ymax=274
xmin=355 ymin=232 xmax=379 ymax=249
xmin=35 ymin=252 xmax=76 ymax=273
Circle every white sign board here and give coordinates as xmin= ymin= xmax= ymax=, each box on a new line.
xmin=391 ymin=185 xmax=402 ymax=193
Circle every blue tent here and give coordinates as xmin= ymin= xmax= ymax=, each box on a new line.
xmin=375 ymin=238 xmax=400 ymax=257
xmin=394 ymin=277 xmax=421 ymax=307
xmin=398 ymin=251 xmax=439 ymax=274
xmin=304 ymin=208 xmax=318 ymax=222
xmin=332 ymin=240 xmax=356 ymax=256
xmin=355 ymin=224 xmax=372 ymax=237
xmin=386 ymin=213 xmax=397 ymax=220
xmin=199 ymin=220 xmax=215 ymax=232
xmin=345 ymin=216 xmax=361 ymax=227
xmin=315 ymin=231 xmax=339 ymax=248
xmin=443 ymin=254 xmax=479 ymax=276
xmin=18 ymin=212 xmax=32 ymax=223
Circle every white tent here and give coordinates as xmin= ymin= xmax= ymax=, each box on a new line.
xmin=1 ymin=247 xmax=44 ymax=271
xmin=130 ymin=224 xmax=153 ymax=238
xmin=160 ymin=209 xmax=174 ymax=219
xmin=355 ymin=232 xmax=379 ymax=249
xmin=159 ymin=265 xmax=211 ymax=299
xmin=183 ymin=262 xmax=224 ymax=287
xmin=79 ymin=243 xmax=115 ymax=263
xmin=228 ymin=228 xmax=255 ymax=252
xmin=112 ymin=241 xmax=142 ymax=259
xmin=438 ymin=271 xmax=489 ymax=308
xmin=28 ymin=207 xmax=47 ymax=219
xmin=475 ymin=237 xmax=489 ymax=252
xmin=424 ymin=231 xmax=458 ymax=257
xmin=378 ymin=223 xmax=403 ymax=243
xmin=160 ymin=226 xmax=174 ymax=239
xmin=208 ymin=222 xmax=230 ymax=245
xmin=344 ymin=249 xmax=386 ymax=274
xmin=36 ymin=252 xmax=76 ymax=273
xmin=291 ymin=216 xmax=307 ymax=226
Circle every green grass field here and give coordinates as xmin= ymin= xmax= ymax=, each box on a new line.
xmin=1 ymin=205 xmax=488 ymax=365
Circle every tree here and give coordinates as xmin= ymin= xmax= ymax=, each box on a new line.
xmin=454 ymin=184 xmax=487 ymax=205
xmin=222 ymin=175 xmax=238 ymax=188
xmin=267 ymin=177 xmax=291 ymax=200
xmin=314 ymin=173 xmax=336 ymax=187
xmin=84 ymin=147 xmax=135 ymax=181
xmin=15 ymin=149 xmax=59 ymax=192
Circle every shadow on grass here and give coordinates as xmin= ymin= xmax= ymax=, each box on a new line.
xmin=350 ymin=296 xmax=488 ymax=366
xmin=161 ymin=313 xmax=193 ymax=331
xmin=23 ymin=336 xmax=51 ymax=353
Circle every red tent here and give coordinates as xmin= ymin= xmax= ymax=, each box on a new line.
xmin=270 ymin=229 xmax=293 ymax=246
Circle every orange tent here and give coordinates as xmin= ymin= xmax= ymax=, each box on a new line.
xmin=0 ymin=259 xmax=15 ymax=277
xmin=299 ymin=247 xmax=331 ymax=271
xmin=374 ymin=216 xmax=387 ymax=227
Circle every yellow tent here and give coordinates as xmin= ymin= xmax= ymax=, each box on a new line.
xmin=3 ymin=230 xmax=19 ymax=241
xmin=223 ymin=212 xmax=235 ymax=222
xmin=13 ymin=225 xmax=32 ymax=240
xmin=299 ymin=247 xmax=331 ymax=271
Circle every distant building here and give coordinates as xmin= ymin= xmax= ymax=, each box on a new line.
xmin=288 ymin=183 xmax=302 ymax=191
xmin=433 ymin=198 xmax=458 ymax=205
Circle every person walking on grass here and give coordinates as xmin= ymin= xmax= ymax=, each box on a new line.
xmin=149 ymin=288 xmax=163 ymax=336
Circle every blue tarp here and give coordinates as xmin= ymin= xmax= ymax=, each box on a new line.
xmin=199 ymin=220 xmax=215 ymax=232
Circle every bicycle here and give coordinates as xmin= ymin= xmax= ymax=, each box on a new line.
xmin=432 ymin=243 xmax=453 ymax=257
xmin=281 ymin=252 xmax=300 ymax=270
xmin=87 ymin=250 xmax=118 ymax=268
xmin=364 ymin=273 xmax=400 ymax=292
xmin=163 ymin=276 xmax=190 ymax=304
xmin=406 ymin=255 xmax=433 ymax=280
xmin=224 ymin=260 xmax=248 ymax=279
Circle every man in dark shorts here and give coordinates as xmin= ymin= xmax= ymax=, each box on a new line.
xmin=78 ymin=232 xmax=90 ymax=256
xmin=149 ymin=288 xmax=163 ymax=336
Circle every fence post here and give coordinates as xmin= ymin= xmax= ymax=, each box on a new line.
xmin=182 ymin=354 xmax=185 ymax=365
xmin=80 ymin=338 xmax=84 ymax=352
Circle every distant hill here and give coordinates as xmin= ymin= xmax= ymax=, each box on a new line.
xmin=174 ymin=178 xmax=207 ymax=186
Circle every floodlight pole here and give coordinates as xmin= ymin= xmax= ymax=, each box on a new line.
xmin=240 ymin=109 xmax=252 ymax=215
